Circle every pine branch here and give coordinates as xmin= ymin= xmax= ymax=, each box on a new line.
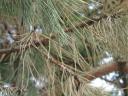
xmin=42 ymin=51 xmax=128 ymax=81
xmin=1 ymin=14 xmax=127 ymax=81
xmin=0 ymin=14 xmax=109 ymax=54
xmin=84 ymin=61 xmax=128 ymax=81
xmin=64 ymin=15 xmax=107 ymax=32
xmin=0 ymin=37 xmax=128 ymax=81
xmin=37 ymin=49 xmax=128 ymax=81
xmin=0 ymin=35 xmax=55 ymax=54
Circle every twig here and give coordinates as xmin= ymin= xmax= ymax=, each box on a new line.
xmin=0 ymin=15 xmax=108 ymax=54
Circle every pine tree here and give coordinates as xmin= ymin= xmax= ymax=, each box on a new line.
xmin=0 ymin=0 xmax=128 ymax=96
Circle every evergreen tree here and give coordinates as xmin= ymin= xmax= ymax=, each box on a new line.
xmin=0 ymin=0 xmax=128 ymax=96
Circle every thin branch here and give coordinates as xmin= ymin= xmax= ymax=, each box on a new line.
xmin=84 ymin=61 xmax=127 ymax=81
xmin=64 ymin=16 xmax=107 ymax=32
xmin=0 ymin=35 xmax=55 ymax=54
xmin=37 ymin=48 xmax=128 ymax=81
xmin=84 ymin=62 xmax=118 ymax=80
xmin=0 ymin=15 xmax=108 ymax=54
xmin=42 ymin=52 xmax=128 ymax=81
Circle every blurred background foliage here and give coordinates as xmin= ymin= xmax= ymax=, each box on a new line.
xmin=0 ymin=0 xmax=128 ymax=96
